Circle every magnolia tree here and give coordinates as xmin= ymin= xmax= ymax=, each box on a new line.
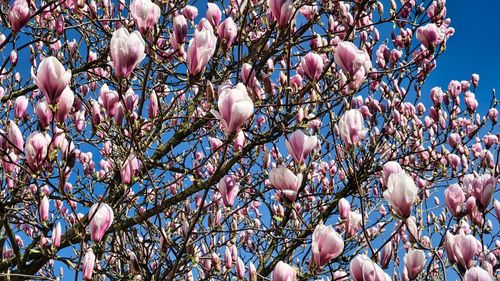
xmin=0 ymin=0 xmax=498 ymax=280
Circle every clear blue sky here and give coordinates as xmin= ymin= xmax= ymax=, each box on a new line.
xmin=425 ymin=1 xmax=500 ymax=112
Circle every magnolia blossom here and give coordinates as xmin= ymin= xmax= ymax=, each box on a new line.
xmin=14 ymin=96 xmax=28 ymax=119
xmin=445 ymin=231 xmax=457 ymax=264
xmin=52 ymin=222 xmax=61 ymax=248
xmin=25 ymin=132 xmax=49 ymax=172
xmin=444 ymin=184 xmax=465 ymax=217
xmin=211 ymin=83 xmax=254 ymax=134
xmin=35 ymin=100 xmax=53 ymax=128
xmin=268 ymin=0 xmax=295 ymax=28
xmin=54 ymin=87 xmax=74 ymax=123
xmin=416 ymin=23 xmax=444 ymax=49
xmin=404 ymin=249 xmax=426 ymax=280
xmin=383 ymin=173 xmax=418 ymax=218
xmin=285 ymin=130 xmax=318 ymax=164
xmin=34 ymin=56 xmax=72 ymax=104
xmin=219 ymin=175 xmax=240 ymax=207
xmin=7 ymin=120 xmax=23 ymax=152
xmin=89 ymin=203 xmax=114 ymax=242
xmin=272 ymin=261 xmax=296 ymax=281
xmin=380 ymin=242 xmax=392 ymax=269
xmin=269 ymin=166 xmax=302 ymax=201
xmin=82 ymin=249 xmax=95 ymax=280
xmin=339 ymin=109 xmax=365 ymax=147
xmin=109 ymin=27 xmax=146 ymax=78
xmin=187 ymin=26 xmax=217 ymax=75
xmin=311 ymin=223 xmax=344 ymax=267
xmin=470 ymin=174 xmax=495 ymax=209
xmin=172 ymin=14 xmax=188 ymax=47
xmin=120 ymin=154 xmax=140 ymax=185
xmin=217 ymin=17 xmax=237 ymax=50
xmin=206 ymin=3 xmax=222 ymax=27
xmin=39 ymin=196 xmax=49 ymax=222
xmin=130 ymin=0 xmax=161 ymax=33
xmin=453 ymin=232 xmax=479 ymax=269
xmin=463 ymin=266 xmax=492 ymax=281
xmin=334 ymin=41 xmax=372 ymax=76
xmin=300 ymin=52 xmax=323 ymax=81
xmin=8 ymin=0 xmax=31 ymax=33
xmin=381 ymin=161 xmax=403 ymax=187
xmin=338 ymin=198 xmax=350 ymax=220
xmin=350 ymin=254 xmax=390 ymax=281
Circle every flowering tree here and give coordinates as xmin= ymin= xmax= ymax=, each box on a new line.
xmin=0 ymin=0 xmax=498 ymax=280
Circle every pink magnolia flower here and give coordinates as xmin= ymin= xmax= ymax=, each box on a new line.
xmin=338 ymin=198 xmax=350 ymax=220
xmin=350 ymin=254 xmax=390 ymax=281
xmin=8 ymin=0 xmax=31 ymax=33
xmin=383 ymin=173 xmax=418 ymax=218
xmin=470 ymin=74 xmax=480 ymax=88
xmin=39 ymin=196 xmax=50 ymax=222
xmin=299 ymin=4 xmax=317 ymax=20
xmin=224 ymin=246 xmax=232 ymax=269
xmin=471 ymin=174 xmax=495 ymax=209
xmin=272 ymin=261 xmax=296 ymax=281
xmin=300 ymin=52 xmax=323 ymax=81
xmin=82 ymin=248 xmax=95 ymax=280
xmin=182 ymin=5 xmax=198 ymax=21
xmin=236 ymin=257 xmax=245 ymax=279
xmin=464 ymin=266 xmax=492 ymax=281
xmin=206 ymin=3 xmax=222 ymax=27
xmin=285 ymin=130 xmax=318 ymax=164
xmin=172 ymin=14 xmax=188 ymax=47
xmin=430 ymin=87 xmax=444 ymax=106
xmin=453 ymin=232 xmax=478 ymax=269
xmin=217 ymin=17 xmax=237 ymax=50
xmin=482 ymin=134 xmax=498 ymax=149
xmin=88 ymin=202 xmax=114 ymax=242
xmin=404 ymin=248 xmax=426 ymax=280
xmin=464 ymin=92 xmax=478 ymax=112
xmin=416 ymin=23 xmax=444 ymax=49
xmin=35 ymin=100 xmax=53 ymax=128
xmin=7 ymin=120 xmax=23 ymax=152
xmin=148 ymin=91 xmax=159 ymax=118
xmin=52 ymin=222 xmax=61 ymax=248
xmin=448 ymin=80 xmax=461 ymax=97
xmin=187 ymin=24 xmax=217 ymax=75
xmin=25 ymin=132 xmax=49 ymax=172
xmin=380 ymin=242 xmax=392 ymax=269
xmin=219 ymin=175 xmax=240 ymax=207
xmin=249 ymin=262 xmax=257 ymax=281
xmin=34 ymin=56 xmax=72 ymax=104
xmin=346 ymin=210 xmax=362 ymax=237
xmin=339 ymin=109 xmax=365 ymax=147
xmin=211 ymin=83 xmax=254 ymax=134
xmin=381 ymin=161 xmax=403 ymax=187
xmin=312 ymin=222 xmax=344 ymax=267
xmin=130 ymin=0 xmax=161 ymax=33
xmin=334 ymin=41 xmax=371 ymax=76
xmin=268 ymin=0 xmax=295 ymax=28
xmin=110 ymin=27 xmax=146 ymax=78
xmin=99 ymin=84 xmax=119 ymax=117
xmin=269 ymin=166 xmax=302 ymax=201
xmin=444 ymin=184 xmax=465 ymax=217
xmin=120 ymin=154 xmax=140 ymax=185
xmin=445 ymin=231 xmax=457 ymax=264
xmin=14 ymin=96 xmax=28 ymax=119
xmin=123 ymin=88 xmax=138 ymax=112
xmin=54 ymin=87 xmax=74 ymax=123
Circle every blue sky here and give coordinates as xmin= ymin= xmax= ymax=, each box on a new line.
xmin=424 ymin=1 xmax=500 ymax=113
